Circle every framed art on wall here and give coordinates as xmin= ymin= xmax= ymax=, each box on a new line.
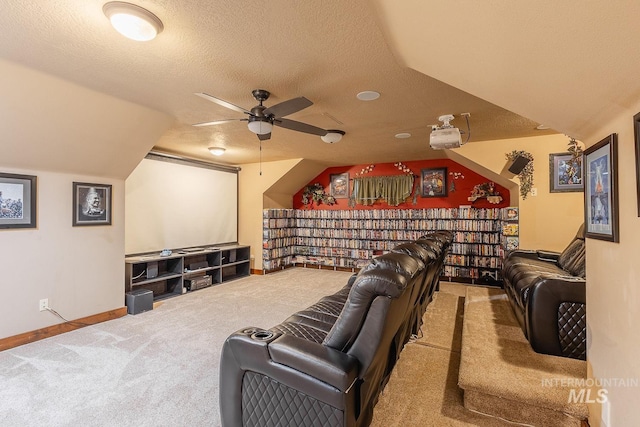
xmin=73 ymin=182 xmax=112 ymax=226
xmin=549 ymin=152 xmax=583 ymax=193
xmin=421 ymin=167 xmax=447 ymax=197
xmin=0 ymin=172 xmax=37 ymax=229
xmin=583 ymin=134 xmax=619 ymax=242
xmin=633 ymin=112 xmax=640 ymax=216
xmin=330 ymin=173 xmax=349 ymax=199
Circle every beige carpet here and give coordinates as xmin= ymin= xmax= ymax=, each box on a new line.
xmin=371 ymin=283 xmax=515 ymax=426
xmin=458 ymin=286 xmax=588 ymax=426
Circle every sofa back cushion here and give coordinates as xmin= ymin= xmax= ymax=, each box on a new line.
xmin=391 ymin=242 xmax=435 ymax=264
xmin=557 ymin=224 xmax=586 ymax=278
xmin=323 ymin=268 xmax=407 ymax=352
xmin=359 ymin=252 xmax=423 ymax=280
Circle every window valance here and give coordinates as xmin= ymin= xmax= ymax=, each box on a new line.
xmin=352 ymin=175 xmax=414 ymax=206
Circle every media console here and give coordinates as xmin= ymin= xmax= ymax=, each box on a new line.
xmin=125 ymin=245 xmax=250 ymax=301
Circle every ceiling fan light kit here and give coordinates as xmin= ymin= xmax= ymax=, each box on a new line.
xmin=247 ymin=119 xmax=272 ymax=135
xmin=103 ymin=2 xmax=163 ymax=41
xmin=208 ymin=147 xmax=226 ymax=156
xmin=321 ymin=130 xmax=345 ymax=144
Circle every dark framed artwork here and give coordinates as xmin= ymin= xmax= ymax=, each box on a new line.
xmin=421 ymin=167 xmax=448 ymax=197
xmin=583 ymin=134 xmax=619 ymax=242
xmin=633 ymin=112 xmax=640 ymax=216
xmin=330 ymin=173 xmax=349 ymax=199
xmin=0 ymin=172 xmax=37 ymax=229
xmin=549 ymin=152 xmax=583 ymax=193
xmin=73 ymin=182 xmax=112 ymax=226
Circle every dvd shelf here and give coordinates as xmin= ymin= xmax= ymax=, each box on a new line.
xmin=262 ymin=207 xmax=512 ymax=284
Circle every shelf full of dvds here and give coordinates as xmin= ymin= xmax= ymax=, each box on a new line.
xmin=262 ymin=207 xmax=515 ymax=284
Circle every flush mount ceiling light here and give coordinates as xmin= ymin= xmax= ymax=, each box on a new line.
xmin=535 ymin=124 xmax=550 ymax=130
xmin=247 ymin=118 xmax=273 ymax=135
xmin=208 ymin=147 xmax=226 ymax=156
xmin=321 ymin=130 xmax=345 ymax=144
xmin=103 ymin=2 xmax=164 ymax=41
xmin=356 ymin=91 xmax=380 ymax=101
xmin=395 ymin=132 xmax=411 ymax=139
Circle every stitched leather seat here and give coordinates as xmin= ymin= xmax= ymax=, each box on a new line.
xmin=502 ymin=224 xmax=586 ymax=360
xmin=219 ymin=234 xmax=450 ymax=427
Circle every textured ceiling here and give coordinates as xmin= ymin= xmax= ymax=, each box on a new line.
xmin=0 ymin=0 xmax=553 ymax=168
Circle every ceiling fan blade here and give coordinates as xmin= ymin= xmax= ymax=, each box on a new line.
xmin=274 ymin=118 xmax=327 ymax=136
xmin=258 ymin=132 xmax=272 ymax=141
xmin=192 ymin=118 xmax=245 ymax=127
xmin=194 ymin=92 xmax=251 ymax=115
xmin=263 ymin=97 xmax=313 ymax=118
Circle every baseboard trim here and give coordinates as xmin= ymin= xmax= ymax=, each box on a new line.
xmin=250 ymin=268 xmax=264 ymax=275
xmin=0 ymin=307 xmax=128 ymax=351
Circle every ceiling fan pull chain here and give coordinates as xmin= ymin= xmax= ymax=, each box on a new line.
xmin=259 ymin=140 xmax=263 ymax=176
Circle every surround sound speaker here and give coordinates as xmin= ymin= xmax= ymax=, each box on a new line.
xmin=508 ymin=155 xmax=531 ymax=174
xmin=125 ymin=289 xmax=153 ymax=315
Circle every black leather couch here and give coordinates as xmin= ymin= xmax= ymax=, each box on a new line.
xmin=502 ymin=224 xmax=586 ymax=360
xmin=219 ymin=232 xmax=452 ymax=427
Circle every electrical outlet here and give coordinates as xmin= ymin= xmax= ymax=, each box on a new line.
xmin=530 ymin=187 xmax=538 ymax=196
xmin=39 ymin=298 xmax=49 ymax=312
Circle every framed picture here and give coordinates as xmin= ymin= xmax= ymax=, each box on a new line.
xmin=583 ymin=134 xmax=619 ymax=242
xmin=549 ymin=152 xmax=583 ymax=193
xmin=421 ymin=167 xmax=447 ymax=197
xmin=330 ymin=173 xmax=349 ymax=199
xmin=0 ymin=172 xmax=37 ymax=229
xmin=73 ymin=182 xmax=112 ymax=226
xmin=633 ymin=112 xmax=640 ymax=216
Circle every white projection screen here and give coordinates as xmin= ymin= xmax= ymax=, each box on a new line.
xmin=125 ymin=154 xmax=239 ymax=254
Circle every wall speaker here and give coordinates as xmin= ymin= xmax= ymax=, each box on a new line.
xmin=508 ymin=155 xmax=531 ymax=174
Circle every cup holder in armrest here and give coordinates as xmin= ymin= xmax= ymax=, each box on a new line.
xmin=251 ymin=330 xmax=274 ymax=341
xmin=242 ymin=328 xmax=259 ymax=335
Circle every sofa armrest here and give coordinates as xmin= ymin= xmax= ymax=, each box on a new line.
xmin=269 ymin=334 xmax=359 ymax=392
xmin=526 ymin=277 xmax=586 ymax=359
xmin=505 ymin=249 xmax=538 ymax=260
xmin=536 ymin=250 xmax=561 ymax=262
xmin=220 ymin=328 xmax=359 ymax=427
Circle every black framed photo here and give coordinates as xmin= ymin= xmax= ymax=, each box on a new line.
xmin=633 ymin=112 xmax=640 ymax=216
xmin=583 ymin=134 xmax=619 ymax=242
xmin=330 ymin=173 xmax=349 ymax=199
xmin=0 ymin=172 xmax=37 ymax=229
xmin=421 ymin=167 xmax=447 ymax=197
xmin=549 ymin=152 xmax=583 ymax=193
xmin=73 ymin=182 xmax=112 ymax=226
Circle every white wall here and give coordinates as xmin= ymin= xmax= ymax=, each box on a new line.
xmin=0 ymin=167 xmax=124 ymax=339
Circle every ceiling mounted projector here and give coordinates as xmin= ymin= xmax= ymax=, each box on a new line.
xmin=429 ymin=114 xmax=469 ymax=150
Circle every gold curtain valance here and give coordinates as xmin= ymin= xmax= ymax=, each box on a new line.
xmin=353 ymin=175 xmax=414 ymax=206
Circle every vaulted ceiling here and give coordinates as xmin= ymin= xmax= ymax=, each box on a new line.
xmin=1 ymin=1 xmax=636 ymax=171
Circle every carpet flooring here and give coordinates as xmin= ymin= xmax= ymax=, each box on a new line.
xmin=0 ymin=269 xmax=570 ymax=426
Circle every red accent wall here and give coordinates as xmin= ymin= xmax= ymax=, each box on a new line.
xmin=292 ymin=159 xmax=510 ymax=210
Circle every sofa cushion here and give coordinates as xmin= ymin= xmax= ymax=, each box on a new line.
xmin=323 ymin=268 xmax=408 ymax=352
xmin=360 ymin=252 xmax=423 ymax=280
xmin=390 ymin=242 xmax=433 ymax=264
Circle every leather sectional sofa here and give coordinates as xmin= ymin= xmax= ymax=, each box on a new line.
xmin=219 ymin=231 xmax=452 ymax=427
xmin=502 ymin=224 xmax=586 ymax=360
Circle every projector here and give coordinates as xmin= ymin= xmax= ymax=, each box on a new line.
xmin=430 ymin=127 xmax=463 ymax=149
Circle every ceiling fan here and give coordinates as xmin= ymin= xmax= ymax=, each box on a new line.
xmin=193 ymin=89 xmax=345 ymax=142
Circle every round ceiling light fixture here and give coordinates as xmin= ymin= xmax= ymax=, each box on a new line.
xmin=103 ymin=2 xmax=164 ymax=41
xmin=395 ymin=132 xmax=411 ymax=139
xmin=535 ymin=124 xmax=550 ymax=130
xmin=321 ymin=130 xmax=345 ymax=144
xmin=356 ymin=91 xmax=380 ymax=101
xmin=208 ymin=147 xmax=226 ymax=156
